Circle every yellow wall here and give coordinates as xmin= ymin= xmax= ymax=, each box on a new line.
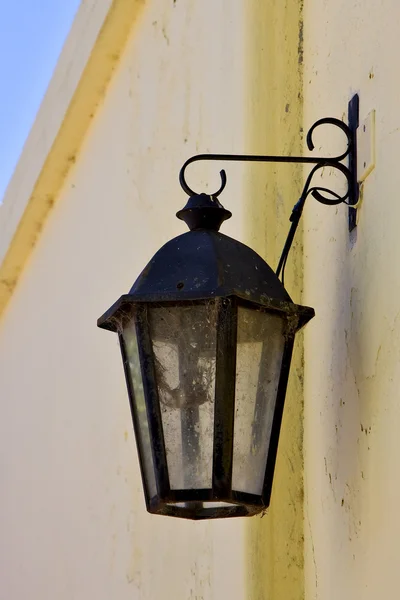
xmin=243 ymin=2 xmax=305 ymax=599
xmin=304 ymin=1 xmax=400 ymax=599
xmin=0 ymin=0 xmax=305 ymax=598
xmin=6 ymin=0 xmax=384 ymax=597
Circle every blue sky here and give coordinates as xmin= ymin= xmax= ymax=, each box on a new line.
xmin=0 ymin=0 xmax=81 ymax=202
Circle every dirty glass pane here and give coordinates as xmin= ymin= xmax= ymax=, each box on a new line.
xmin=232 ymin=307 xmax=285 ymax=495
xmin=149 ymin=303 xmax=217 ymax=490
xmin=122 ymin=321 xmax=157 ymax=499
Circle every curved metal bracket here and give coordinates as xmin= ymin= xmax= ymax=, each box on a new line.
xmin=179 ymin=116 xmax=356 ymax=207
xmin=178 ymin=97 xmax=359 ymax=285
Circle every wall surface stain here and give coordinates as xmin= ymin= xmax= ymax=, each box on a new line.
xmin=244 ymin=1 xmax=305 ymax=599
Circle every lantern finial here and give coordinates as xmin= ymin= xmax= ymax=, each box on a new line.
xmin=176 ymin=193 xmax=232 ymax=231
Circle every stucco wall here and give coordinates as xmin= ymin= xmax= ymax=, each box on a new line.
xmin=0 ymin=1 xmax=305 ymax=598
xmin=303 ymin=1 xmax=400 ymax=599
xmin=0 ymin=2 xmax=248 ymax=598
xmin=243 ymin=2 xmax=305 ymax=599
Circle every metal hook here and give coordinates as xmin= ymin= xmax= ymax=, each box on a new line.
xmin=303 ymin=160 xmax=352 ymax=205
xmin=306 ymin=117 xmax=353 ymax=162
xmin=179 ymin=156 xmax=227 ymax=197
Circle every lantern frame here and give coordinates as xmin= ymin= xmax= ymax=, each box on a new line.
xmin=99 ymin=277 xmax=314 ymax=519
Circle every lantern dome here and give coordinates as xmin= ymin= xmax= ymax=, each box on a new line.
xmin=99 ymin=228 xmax=313 ymax=333
xmin=131 ymin=229 xmax=291 ymax=302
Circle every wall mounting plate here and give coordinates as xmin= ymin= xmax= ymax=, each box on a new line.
xmin=348 ymin=94 xmax=359 ymax=232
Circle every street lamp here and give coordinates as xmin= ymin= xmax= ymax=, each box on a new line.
xmin=98 ymin=98 xmax=358 ymax=519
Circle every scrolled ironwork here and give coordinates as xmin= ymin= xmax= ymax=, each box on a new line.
xmin=179 ymin=117 xmax=354 ymax=203
xmin=178 ymin=115 xmax=357 ymax=285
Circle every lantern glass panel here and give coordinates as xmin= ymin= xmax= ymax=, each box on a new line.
xmin=122 ymin=320 xmax=158 ymax=499
xmin=232 ymin=307 xmax=285 ymax=496
xmin=148 ymin=303 xmax=217 ymax=490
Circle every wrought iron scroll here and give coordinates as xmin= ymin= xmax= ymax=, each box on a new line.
xmin=178 ymin=110 xmax=358 ymax=284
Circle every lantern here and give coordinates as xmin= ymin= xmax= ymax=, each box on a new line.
xmin=98 ymin=193 xmax=314 ymax=519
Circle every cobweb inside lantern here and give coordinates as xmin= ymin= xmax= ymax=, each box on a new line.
xmin=232 ymin=307 xmax=285 ymax=496
xmin=149 ymin=302 xmax=218 ymax=490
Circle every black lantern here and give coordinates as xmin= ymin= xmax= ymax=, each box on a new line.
xmin=98 ymin=105 xmax=359 ymax=519
xmin=98 ymin=193 xmax=314 ymax=519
